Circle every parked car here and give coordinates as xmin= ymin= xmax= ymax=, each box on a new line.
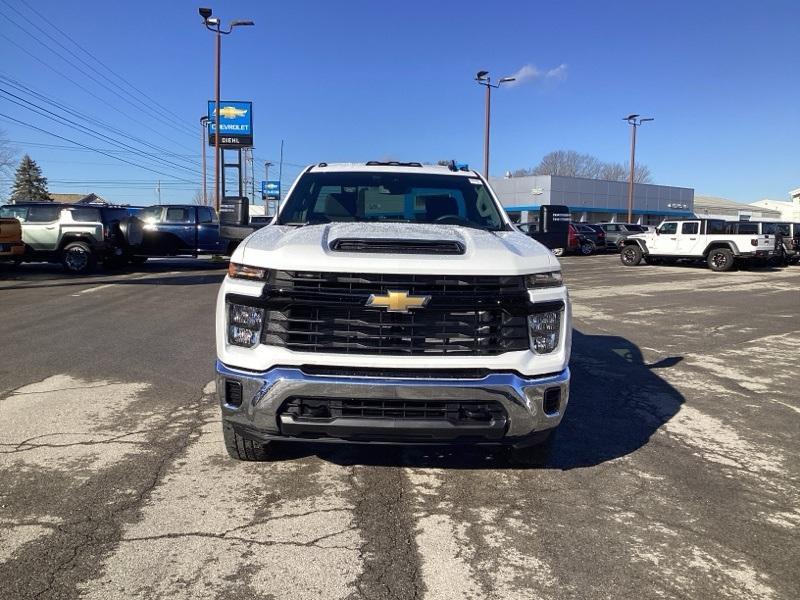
xmin=595 ymin=222 xmax=647 ymax=250
xmin=0 ymin=216 xmax=25 ymax=263
xmin=571 ymin=223 xmax=606 ymax=255
xmin=619 ymin=218 xmax=774 ymax=271
xmin=135 ymin=205 xmax=232 ymax=259
xmin=0 ymin=203 xmax=143 ymax=273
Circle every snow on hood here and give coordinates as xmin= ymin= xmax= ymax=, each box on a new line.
xmin=236 ymin=222 xmax=559 ymax=275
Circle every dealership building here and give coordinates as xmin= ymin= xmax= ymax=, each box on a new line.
xmin=490 ymin=174 xmax=695 ymax=226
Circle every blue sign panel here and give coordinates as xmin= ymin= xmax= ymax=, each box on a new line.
xmin=207 ymin=101 xmax=253 ymax=147
xmin=262 ymin=180 xmax=280 ymax=200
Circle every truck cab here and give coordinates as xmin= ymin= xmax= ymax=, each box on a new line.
xmin=137 ymin=205 xmax=229 ymax=257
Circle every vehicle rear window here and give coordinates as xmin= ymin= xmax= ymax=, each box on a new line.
xmin=100 ymin=208 xmax=130 ymax=223
xmin=706 ymin=220 xmax=727 ymax=234
xmin=625 ymin=225 xmax=645 ymax=232
xmin=681 ymin=222 xmax=699 ymax=234
xmin=26 ymin=205 xmax=61 ymax=223
xmin=198 ymin=207 xmax=215 ymax=223
xmin=140 ymin=207 xmax=162 ymax=222
xmin=731 ymin=222 xmax=758 ymax=234
xmin=165 ymin=207 xmax=194 ymax=223
xmin=70 ymin=208 xmax=101 ymax=222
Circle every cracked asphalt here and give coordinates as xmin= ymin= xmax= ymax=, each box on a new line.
xmin=0 ymin=256 xmax=798 ymax=599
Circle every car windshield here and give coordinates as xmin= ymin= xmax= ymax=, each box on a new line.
xmin=277 ymin=171 xmax=506 ymax=231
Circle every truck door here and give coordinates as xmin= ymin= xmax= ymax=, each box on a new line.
xmin=22 ymin=205 xmax=62 ymax=251
xmin=676 ymin=221 xmax=702 ymax=255
xmin=163 ymin=207 xmax=195 ymax=253
xmin=651 ymin=221 xmax=679 ymax=254
xmin=196 ymin=206 xmax=223 ymax=253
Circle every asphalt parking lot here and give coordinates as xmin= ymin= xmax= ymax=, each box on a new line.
xmin=0 ymin=255 xmax=798 ymax=600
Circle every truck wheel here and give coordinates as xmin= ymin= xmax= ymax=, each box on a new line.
xmin=223 ymin=421 xmax=272 ymax=461
xmin=620 ymin=244 xmax=643 ymax=266
xmin=707 ymin=248 xmax=735 ymax=272
xmin=62 ymin=241 xmax=96 ymax=274
xmin=579 ymin=240 xmax=595 ymax=256
xmin=506 ymin=430 xmax=556 ymax=467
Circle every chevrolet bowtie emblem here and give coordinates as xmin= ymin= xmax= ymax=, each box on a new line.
xmin=216 ymin=106 xmax=248 ymax=119
xmin=366 ymin=290 xmax=431 ymax=313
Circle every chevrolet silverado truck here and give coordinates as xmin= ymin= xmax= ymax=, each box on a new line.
xmin=619 ymin=218 xmax=774 ymax=271
xmin=215 ymin=162 xmax=572 ymax=464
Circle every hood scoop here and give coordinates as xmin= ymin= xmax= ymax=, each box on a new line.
xmin=329 ymin=237 xmax=466 ymax=255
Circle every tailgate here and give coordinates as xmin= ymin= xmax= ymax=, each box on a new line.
xmin=0 ymin=218 xmax=22 ymax=243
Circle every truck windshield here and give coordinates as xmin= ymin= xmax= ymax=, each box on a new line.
xmin=277 ymin=171 xmax=506 ymax=231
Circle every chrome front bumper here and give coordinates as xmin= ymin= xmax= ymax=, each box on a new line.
xmin=216 ymin=361 xmax=570 ymax=444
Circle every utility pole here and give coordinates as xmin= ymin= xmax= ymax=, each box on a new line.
xmin=278 ymin=139 xmax=284 ymax=190
xmin=249 ymin=149 xmax=255 ymax=203
xmin=200 ymin=116 xmax=209 ymax=205
xmin=623 ymin=114 xmax=655 ymax=223
xmin=156 ymin=180 xmax=161 ymax=205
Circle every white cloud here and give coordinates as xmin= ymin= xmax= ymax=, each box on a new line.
xmin=505 ymin=63 xmax=568 ymax=87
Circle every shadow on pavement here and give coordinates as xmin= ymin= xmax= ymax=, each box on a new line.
xmin=263 ymin=329 xmax=685 ymax=470
xmin=0 ymin=259 xmax=226 ymax=290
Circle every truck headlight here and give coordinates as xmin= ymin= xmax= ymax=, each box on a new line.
xmin=228 ymin=262 xmax=269 ymax=281
xmin=228 ymin=303 xmax=264 ymax=347
xmin=528 ymin=311 xmax=561 ymax=354
xmin=526 ymin=271 xmax=563 ymax=288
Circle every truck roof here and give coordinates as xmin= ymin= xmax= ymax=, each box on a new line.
xmin=307 ymin=161 xmax=478 ymax=177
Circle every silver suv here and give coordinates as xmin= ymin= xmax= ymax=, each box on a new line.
xmin=0 ymin=203 xmax=143 ymax=274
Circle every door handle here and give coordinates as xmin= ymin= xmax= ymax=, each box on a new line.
xmin=669 ymin=237 xmax=676 ymax=240
xmin=45 ymin=226 xmax=56 ymax=230
xmin=689 ymin=237 xmax=697 ymax=240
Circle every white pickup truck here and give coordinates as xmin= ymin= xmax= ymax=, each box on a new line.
xmin=619 ymin=218 xmax=774 ymax=271
xmin=215 ymin=162 xmax=572 ymax=464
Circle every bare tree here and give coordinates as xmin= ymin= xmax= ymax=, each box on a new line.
xmin=191 ymin=188 xmax=207 ymax=206
xmin=516 ymin=150 xmax=653 ymax=183
xmin=0 ymin=129 xmax=15 ymax=201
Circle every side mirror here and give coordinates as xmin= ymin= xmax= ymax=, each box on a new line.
xmin=655 ymin=229 xmax=661 ymax=235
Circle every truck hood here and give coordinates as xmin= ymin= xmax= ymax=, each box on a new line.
xmin=236 ymin=222 xmax=559 ymax=275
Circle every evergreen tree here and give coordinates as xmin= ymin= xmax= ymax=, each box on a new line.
xmin=10 ymin=154 xmax=50 ymax=202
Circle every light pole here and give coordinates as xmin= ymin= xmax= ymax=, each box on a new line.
xmin=199 ymin=7 xmax=254 ymax=212
xmin=623 ymin=114 xmax=654 ymax=223
xmin=475 ymin=70 xmax=515 ymax=178
xmin=200 ymin=116 xmax=209 ymax=205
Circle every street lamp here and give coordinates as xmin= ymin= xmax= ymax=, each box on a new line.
xmin=623 ymin=114 xmax=654 ymax=223
xmin=475 ymin=71 xmax=515 ymax=177
xmin=200 ymin=116 xmax=209 ymax=205
xmin=199 ymin=7 xmax=254 ymax=212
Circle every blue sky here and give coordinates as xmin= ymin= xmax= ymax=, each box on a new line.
xmin=0 ymin=0 xmax=797 ymax=205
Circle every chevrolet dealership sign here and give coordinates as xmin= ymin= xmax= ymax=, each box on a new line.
xmin=207 ymin=101 xmax=253 ymax=147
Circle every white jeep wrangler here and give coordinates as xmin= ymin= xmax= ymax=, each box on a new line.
xmin=215 ymin=162 xmax=572 ymax=463
xmin=619 ymin=218 xmax=774 ymax=272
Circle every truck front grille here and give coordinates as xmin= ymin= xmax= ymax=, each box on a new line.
xmin=246 ymin=271 xmax=531 ymax=356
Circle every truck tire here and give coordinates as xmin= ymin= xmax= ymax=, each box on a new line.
xmin=707 ymin=248 xmax=735 ymax=272
xmin=507 ymin=430 xmax=556 ymax=467
xmin=62 ymin=241 xmax=96 ymax=274
xmin=223 ymin=421 xmax=273 ymax=461
xmin=620 ymin=244 xmax=643 ymax=266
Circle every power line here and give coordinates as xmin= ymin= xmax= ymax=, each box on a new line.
xmin=0 ymin=0 xmax=198 ymax=142
xmin=0 ymin=112 xmax=196 ymax=183
xmin=0 ymin=87 xmax=201 ymax=178
xmin=0 ymin=75 xmax=201 ymax=169
xmin=19 ymin=0 xmax=196 ymax=134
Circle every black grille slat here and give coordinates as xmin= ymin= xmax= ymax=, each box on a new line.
xmin=282 ymin=397 xmax=507 ymax=422
xmin=259 ymin=271 xmax=530 ymax=356
xmin=330 ymin=238 xmax=466 ymax=255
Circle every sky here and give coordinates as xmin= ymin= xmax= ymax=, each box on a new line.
xmin=0 ymin=0 xmax=798 ymax=205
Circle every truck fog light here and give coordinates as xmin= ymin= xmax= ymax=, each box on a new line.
xmin=528 ymin=311 xmax=561 ymax=354
xmin=228 ymin=303 xmax=264 ymax=347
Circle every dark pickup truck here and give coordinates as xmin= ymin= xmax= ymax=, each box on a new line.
xmin=135 ymin=205 xmax=232 ymax=259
